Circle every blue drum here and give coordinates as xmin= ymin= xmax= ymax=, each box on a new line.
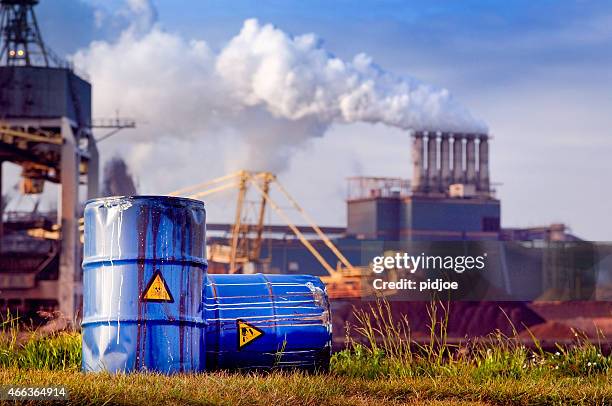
xmin=81 ymin=196 xmax=207 ymax=373
xmin=204 ymin=273 xmax=332 ymax=371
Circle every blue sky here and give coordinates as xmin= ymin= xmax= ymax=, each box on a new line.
xmin=28 ymin=0 xmax=612 ymax=239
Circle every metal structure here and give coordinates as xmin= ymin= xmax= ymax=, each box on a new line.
xmin=204 ymin=273 xmax=331 ymax=371
xmin=92 ymin=117 xmax=136 ymax=143
xmin=172 ymin=171 xmax=346 ymax=276
xmin=411 ymin=130 xmax=490 ymax=196
xmin=169 ymin=170 xmax=268 ymax=272
xmin=348 ymin=131 xmax=500 ymax=241
xmin=81 ymin=195 xmax=331 ymax=373
xmin=171 ymin=171 xmax=381 ymax=299
xmin=346 ymin=177 xmax=410 ymax=201
xmin=0 ymin=0 xmax=138 ymax=320
xmin=0 ymin=0 xmax=96 ymax=320
xmin=0 ymin=0 xmax=49 ymax=67
xmin=82 ymin=196 xmax=206 ymax=373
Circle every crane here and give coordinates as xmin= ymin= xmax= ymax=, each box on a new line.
xmin=169 ymin=170 xmax=272 ymax=273
xmin=169 ymin=171 xmax=395 ymax=298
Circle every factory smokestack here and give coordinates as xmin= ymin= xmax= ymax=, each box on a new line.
xmin=452 ymin=135 xmax=464 ymax=185
xmin=439 ymin=133 xmax=451 ymax=192
xmin=102 ymin=157 xmax=138 ymax=197
xmin=426 ymin=132 xmax=438 ymax=192
xmin=411 ymin=131 xmax=491 ymax=197
xmin=465 ymin=135 xmax=477 ymax=185
xmin=413 ymin=130 xmax=476 ymax=196
xmin=478 ymin=134 xmax=490 ymax=192
xmin=411 ymin=131 xmax=425 ymax=193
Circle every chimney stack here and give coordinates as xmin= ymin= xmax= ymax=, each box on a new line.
xmin=411 ymin=131 xmax=425 ymax=193
xmin=439 ymin=133 xmax=450 ymax=192
xmin=412 ymin=131 xmax=491 ymax=198
xmin=465 ymin=134 xmax=477 ymax=185
xmin=452 ymin=134 xmax=464 ymax=184
xmin=426 ymin=132 xmax=438 ymax=192
xmin=478 ymin=134 xmax=490 ymax=193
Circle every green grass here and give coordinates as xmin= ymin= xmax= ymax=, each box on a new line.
xmin=1 ymin=302 xmax=611 ymax=405
xmin=1 ymin=367 xmax=610 ymax=405
xmin=0 ymin=314 xmax=81 ymax=370
xmin=331 ymin=300 xmax=612 ymax=382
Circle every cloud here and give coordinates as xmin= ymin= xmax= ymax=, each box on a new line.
xmin=217 ymin=19 xmax=485 ymax=132
xmin=72 ymin=11 xmax=485 ymax=187
xmin=11 ymin=0 xmax=612 ymax=239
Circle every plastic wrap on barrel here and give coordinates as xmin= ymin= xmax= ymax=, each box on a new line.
xmin=81 ymin=196 xmax=207 ymax=373
xmin=204 ymin=273 xmax=332 ymax=371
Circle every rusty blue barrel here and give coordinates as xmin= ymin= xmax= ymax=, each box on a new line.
xmin=204 ymin=273 xmax=332 ymax=371
xmin=82 ymin=196 xmax=207 ymax=373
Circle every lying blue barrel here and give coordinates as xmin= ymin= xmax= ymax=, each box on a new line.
xmin=82 ymin=196 xmax=207 ymax=373
xmin=204 ymin=273 xmax=332 ymax=371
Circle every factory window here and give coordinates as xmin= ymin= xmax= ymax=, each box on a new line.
xmin=482 ymin=217 xmax=500 ymax=232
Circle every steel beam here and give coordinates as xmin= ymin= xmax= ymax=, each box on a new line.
xmin=86 ymin=133 xmax=99 ymax=199
xmin=58 ymin=117 xmax=79 ymax=320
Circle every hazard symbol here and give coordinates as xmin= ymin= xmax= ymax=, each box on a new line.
xmin=141 ymin=270 xmax=174 ymax=303
xmin=237 ymin=319 xmax=264 ymax=349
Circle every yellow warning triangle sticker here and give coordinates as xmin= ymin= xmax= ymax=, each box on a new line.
xmin=141 ymin=270 xmax=174 ymax=303
xmin=237 ymin=319 xmax=264 ymax=349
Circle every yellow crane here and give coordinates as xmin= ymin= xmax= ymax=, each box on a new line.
xmin=169 ymin=171 xmax=391 ymax=298
xmin=170 ymin=170 xmax=273 ymax=273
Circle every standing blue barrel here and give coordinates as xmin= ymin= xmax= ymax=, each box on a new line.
xmin=82 ymin=196 xmax=207 ymax=373
xmin=204 ymin=273 xmax=332 ymax=371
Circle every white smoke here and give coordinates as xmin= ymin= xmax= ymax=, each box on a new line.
xmin=72 ymin=8 xmax=485 ymax=178
xmin=217 ymin=19 xmax=486 ymax=133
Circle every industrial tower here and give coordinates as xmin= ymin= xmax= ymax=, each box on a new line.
xmin=0 ymin=0 xmax=98 ymax=320
xmin=346 ymin=130 xmax=500 ymax=241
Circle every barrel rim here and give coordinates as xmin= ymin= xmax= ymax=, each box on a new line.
xmin=82 ymin=255 xmax=208 ymax=266
xmin=85 ymin=195 xmax=205 ymax=208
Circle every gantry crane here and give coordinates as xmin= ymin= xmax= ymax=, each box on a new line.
xmin=169 ymin=171 xmax=270 ymax=273
xmin=170 ymin=170 xmax=394 ymax=298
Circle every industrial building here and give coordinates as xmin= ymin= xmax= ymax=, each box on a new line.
xmin=346 ymin=131 xmax=499 ymax=241
xmin=0 ymin=0 xmax=601 ymax=325
xmin=0 ymin=0 xmax=98 ymax=320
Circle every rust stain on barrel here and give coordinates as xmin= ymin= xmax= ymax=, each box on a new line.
xmin=178 ymin=210 xmax=187 ymax=372
xmin=135 ymin=204 xmax=149 ymax=369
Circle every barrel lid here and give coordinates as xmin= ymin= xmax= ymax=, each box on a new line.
xmin=85 ymin=195 xmax=205 ymax=208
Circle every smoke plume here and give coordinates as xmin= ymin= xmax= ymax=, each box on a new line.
xmin=217 ymin=19 xmax=485 ymax=133
xmin=72 ymin=7 xmax=485 ymax=177
xmin=102 ymin=156 xmax=138 ymax=197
